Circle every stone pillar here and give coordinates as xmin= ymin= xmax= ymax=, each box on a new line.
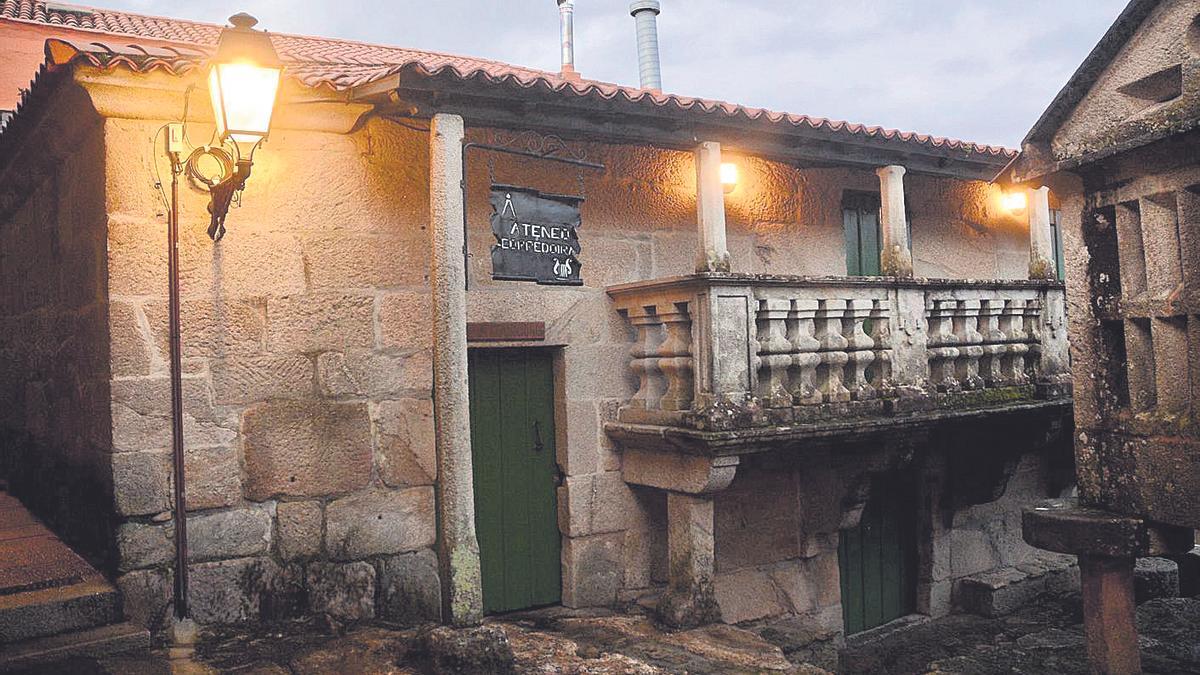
xmin=1079 ymin=555 xmax=1142 ymax=675
xmin=1028 ymin=186 xmax=1057 ymax=280
xmin=659 ymin=492 xmax=721 ymax=628
xmin=695 ymin=141 xmax=731 ymax=273
xmin=429 ymin=113 xmax=484 ymax=627
xmin=876 ymin=165 xmax=913 ymax=277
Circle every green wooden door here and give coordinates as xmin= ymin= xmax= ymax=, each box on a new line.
xmin=469 ymin=349 xmax=561 ymax=614
xmin=838 ymin=474 xmax=918 ymax=634
xmin=844 ymin=192 xmax=882 ymax=277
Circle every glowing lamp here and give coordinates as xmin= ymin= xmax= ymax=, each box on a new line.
xmin=208 ymin=13 xmax=282 ymax=151
xmin=720 ymin=162 xmax=739 ymax=194
xmin=1002 ymin=191 xmax=1028 ymax=214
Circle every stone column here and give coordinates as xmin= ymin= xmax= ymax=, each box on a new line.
xmin=1028 ymin=186 xmax=1057 ymax=280
xmin=429 ymin=113 xmax=484 ymax=627
xmin=659 ymin=492 xmax=721 ymax=628
xmin=1079 ymin=555 xmax=1141 ymax=674
xmin=696 ymin=141 xmax=731 ymax=273
xmin=876 ymin=165 xmax=913 ymax=277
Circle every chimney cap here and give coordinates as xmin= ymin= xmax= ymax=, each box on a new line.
xmin=557 ymin=0 xmax=573 ymax=6
xmin=630 ymin=0 xmax=660 ymax=16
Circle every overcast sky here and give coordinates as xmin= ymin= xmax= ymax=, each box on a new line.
xmin=102 ymin=0 xmax=1129 ymax=148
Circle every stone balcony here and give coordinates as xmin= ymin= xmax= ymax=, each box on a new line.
xmin=603 ymin=273 xmax=1073 ymax=627
xmin=605 ymin=273 xmax=1072 ymax=459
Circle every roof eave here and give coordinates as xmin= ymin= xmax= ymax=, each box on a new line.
xmin=356 ymin=70 xmax=1014 ymax=182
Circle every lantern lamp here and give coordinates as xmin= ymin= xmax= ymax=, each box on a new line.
xmin=202 ymin=12 xmax=283 ymax=240
xmin=208 ymin=12 xmax=283 ymax=153
xmin=720 ymin=162 xmax=739 ymax=194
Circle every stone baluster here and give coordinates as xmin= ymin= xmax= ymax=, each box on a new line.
xmin=789 ymin=299 xmax=824 ymax=405
xmin=657 ymin=302 xmax=695 ymax=411
xmin=869 ymin=299 xmax=893 ymax=393
xmin=816 ymin=299 xmax=851 ymax=403
xmin=1002 ymin=299 xmax=1031 ymax=384
xmin=846 ymin=298 xmax=878 ymax=400
xmin=927 ymin=298 xmax=961 ymax=391
xmin=979 ymin=298 xmax=1008 ymax=386
xmin=954 ymin=298 xmax=985 ymax=390
xmin=628 ymin=306 xmax=666 ymax=409
xmin=1022 ymin=298 xmax=1044 ymax=378
xmin=755 ymin=298 xmax=794 ymax=408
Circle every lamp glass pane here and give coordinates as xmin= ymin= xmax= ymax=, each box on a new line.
xmin=210 ymin=62 xmax=281 ymax=143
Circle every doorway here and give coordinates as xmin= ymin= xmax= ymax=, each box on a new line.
xmin=838 ymin=473 xmax=918 ymax=634
xmin=468 ymin=348 xmax=562 ymax=614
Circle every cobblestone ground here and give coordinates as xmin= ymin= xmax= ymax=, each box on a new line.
xmin=13 ymin=595 xmax=1200 ymax=674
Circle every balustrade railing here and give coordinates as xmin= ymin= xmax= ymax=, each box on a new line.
xmin=608 ymin=274 xmax=1069 ymax=428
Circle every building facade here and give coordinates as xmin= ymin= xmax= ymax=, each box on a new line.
xmin=1013 ymin=0 xmax=1199 ymax=671
xmin=0 ymin=1 xmax=1074 ymax=646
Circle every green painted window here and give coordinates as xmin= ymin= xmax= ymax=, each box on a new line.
xmin=838 ymin=473 xmax=918 ymax=634
xmin=844 ymin=192 xmax=882 ymax=276
xmin=1050 ymin=209 xmax=1065 ymax=281
xmin=468 ymin=349 xmax=562 ymax=614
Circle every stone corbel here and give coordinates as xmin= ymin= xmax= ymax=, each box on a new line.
xmin=621 ymin=448 xmax=739 ymax=494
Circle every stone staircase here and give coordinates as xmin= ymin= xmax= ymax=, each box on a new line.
xmin=0 ymin=486 xmax=149 ymax=670
xmin=953 ymin=553 xmax=1079 ymax=618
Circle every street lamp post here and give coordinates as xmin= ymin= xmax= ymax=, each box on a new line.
xmin=164 ymin=12 xmax=281 ymax=638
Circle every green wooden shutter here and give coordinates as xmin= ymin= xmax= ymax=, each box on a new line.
xmin=843 ymin=192 xmax=882 ymax=277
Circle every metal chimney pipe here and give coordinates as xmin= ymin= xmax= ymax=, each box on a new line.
xmin=557 ymin=0 xmax=580 ymax=80
xmin=629 ymin=0 xmax=662 ymax=91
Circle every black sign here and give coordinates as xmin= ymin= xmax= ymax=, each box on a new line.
xmin=490 ymin=185 xmax=583 ymax=286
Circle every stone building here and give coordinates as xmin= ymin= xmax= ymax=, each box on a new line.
xmin=0 ymin=0 xmax=1073 ymax=649
xmin=1011 ymin=0 xmax=1199 ymax=671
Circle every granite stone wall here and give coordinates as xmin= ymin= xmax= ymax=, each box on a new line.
xmin=5 ymin=74 xmax=1045 ymax=630
xmin=0 ymin=91 xmax=113 ymax=563
xmin=104 ymin=115 xmax=439 ymax=628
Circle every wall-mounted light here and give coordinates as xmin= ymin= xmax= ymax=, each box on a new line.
xmin=205 ymin=12 xmax=283 ymax=240
xmin=720 ymin=162 xmax=739 ymax=194
xmin=1002 ymin=190 xmax=1028 ymax=214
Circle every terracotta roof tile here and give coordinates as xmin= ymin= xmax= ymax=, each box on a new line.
xmin=2 ymin=0 xmax=1016 ymax=160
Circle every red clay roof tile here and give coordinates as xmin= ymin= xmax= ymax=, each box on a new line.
xmin=2 ymin=0 xmax=1016 ymax=160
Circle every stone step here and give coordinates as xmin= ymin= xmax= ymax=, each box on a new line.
xmin=954 ymin=557 xmax=1079 ymax=618
xmin=0 ymin=621 xmax=151 ymax=671
xmin=0 ymin=577 xmax=122 ymax=644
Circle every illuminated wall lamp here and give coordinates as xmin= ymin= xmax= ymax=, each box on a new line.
xmin=1002 ymin=190 xmax=1028 ymax=214
xmin=204 ymin=12 xmax=283 ymax=240
xmin=720 ymin=162 xmax=739 ymax=194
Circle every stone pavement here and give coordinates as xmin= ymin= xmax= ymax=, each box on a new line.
xmin=8 ymin=594 xmax=1200 ymax=674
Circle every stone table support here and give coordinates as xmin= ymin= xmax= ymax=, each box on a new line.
xmin=1079 ymin=555 xmax=1141 ymax=674
xmin=1028 ymin=186 xmax=1056 ymax=280
xmin=695 ymin=141 xmax=730 ymax=273
xmin=1024 ymin=499 xmax=1195 ymax=675
xmin=876 ymin=165 xmax=913 ymax=277
xmin=429 ymin=112 xmax=484 ymax=627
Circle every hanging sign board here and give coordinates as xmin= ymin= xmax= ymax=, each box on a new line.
xmin=490 ymin=184 xmax=583 ymax=286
